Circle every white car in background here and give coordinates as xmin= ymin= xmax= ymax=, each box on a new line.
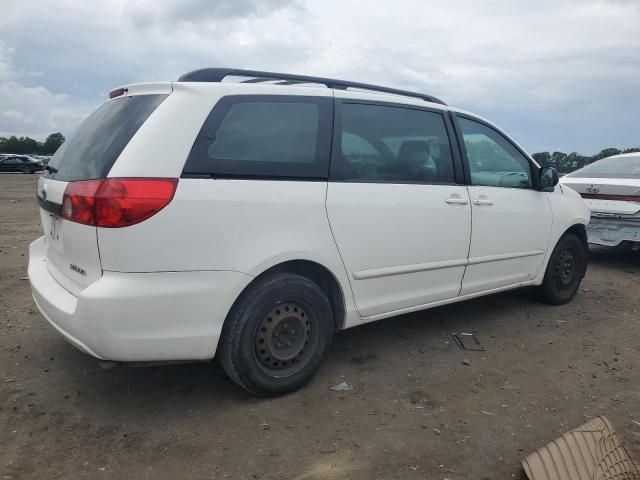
xmin=28 ymin=68 xmax=590 ymax=396
xmin=561 ymin=152 xmax=640 ymax=247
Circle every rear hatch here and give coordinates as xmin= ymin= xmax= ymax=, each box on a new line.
xmin=561 ymin=177 xmax=640 ymax=216
xmin=37 ymin=87 xmax=170 ymax=295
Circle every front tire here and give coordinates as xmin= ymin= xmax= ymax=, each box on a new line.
xmin=536 ymin=233 xmax=587 ymax=305
xmin=219 ymin=272 xmax=334 ymax=396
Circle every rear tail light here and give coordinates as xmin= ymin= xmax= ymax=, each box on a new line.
xmin=61 ymin=178 xmax=178 ymax=228
xmin=581 ymin=193 xmax=640 ymax=203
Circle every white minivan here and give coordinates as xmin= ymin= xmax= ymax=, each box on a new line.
xmin=29 ymin=68 xmax=590 ymax=395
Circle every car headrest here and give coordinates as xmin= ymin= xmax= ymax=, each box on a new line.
xmin=397 ymin=140 xmax=429 ymax=163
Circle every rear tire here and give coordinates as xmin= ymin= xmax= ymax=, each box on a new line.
xmin=219 ymin=272 xmax=334 ymax=396
xmin=536 ymin=233 xmax=587 ymax=305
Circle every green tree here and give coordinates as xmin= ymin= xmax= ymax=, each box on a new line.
xmin=532 ymin=152 xmax=551 ymax=167
xmin=622 ymin=147 xmax=640 ymax=154
xmin=551 ymin=151 xmax=569 ymax=172
xmin=41 ymin=133 xmax=65 ymax=154
xmin=593 ymin=148 xmax=621 ymax=161
xmin=17 ymin=136 xmax=38 ymax=154
xmin=0 ymin=132 xmax=66 ymax=155
xmin=3 ymin=136 xmax=22 ymax=153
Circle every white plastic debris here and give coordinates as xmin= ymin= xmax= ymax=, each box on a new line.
xmin=330 ymin=382 xmax=353 ymax=391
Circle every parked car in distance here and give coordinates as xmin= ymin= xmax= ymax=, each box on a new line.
xmin=0 ymin=155 xmax=43 ymax=173
xmin=561 ymin=152 xmax=640 ymax=247
xmin=29 ymin=155 xmax=51 ymax=165
xmin=28 ymin=68 xmax=590 ymax=396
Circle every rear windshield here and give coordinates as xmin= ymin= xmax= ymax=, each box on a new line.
xmin=568 ymin=156 xmax=640 ymax=179
xmin=44 ymin=94 xmax=167 ymax=181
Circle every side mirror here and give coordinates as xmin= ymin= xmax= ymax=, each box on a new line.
xmin=539 ymin=166 xmax=559 ymax=192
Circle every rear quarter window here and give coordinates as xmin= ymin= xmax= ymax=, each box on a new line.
xmin=183 ymin=95 xmax=333 ymax=179
xmin=45 ymin=94 xmax=167 ymax=181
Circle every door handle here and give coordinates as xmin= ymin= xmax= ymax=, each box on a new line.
xmin=445 ymin=197 xmax=469 ymax=205
xmin=473 ymin=199 xmax=493 ymax=206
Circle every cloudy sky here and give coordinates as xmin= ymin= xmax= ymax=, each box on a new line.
xmin=0 ymin=0 xmax=638 ymax=154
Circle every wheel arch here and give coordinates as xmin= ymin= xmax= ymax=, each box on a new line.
xmin=536 ymin=221 xmax=589 ymax=285
xmin=564 ymin=222 xmax=588 ymax=245
xmin=228 ymin=259 xmax=347 ymax=331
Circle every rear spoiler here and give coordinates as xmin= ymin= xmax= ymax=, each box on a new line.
xmin=108 ymin=82 xmax=173 ymax=100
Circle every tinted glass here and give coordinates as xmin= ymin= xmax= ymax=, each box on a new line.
xmin=331 ymin=103 xmax=455 ymax=184
xmin=568 ymin=156 xmax=640 ymax=179
xmin=184 ymin=96 xmax=332 ymax=179
xmin=210 ymin=103 xmax=317 ymax=163
xmin=45 ymin=94 xmax=167 ymax=181
xmin=458 ymin=117 xmax=532 ymax=188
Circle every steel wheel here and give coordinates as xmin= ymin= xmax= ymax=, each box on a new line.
xmin=254 ymin=301 xmax=317 ymax=377
xmin=220 ymin=272 xmax=334 ymax=395
xmin=554 ymin=248 xmax=576 ymax=290
xmin=537 ymin=232 xmax=587 ymax=305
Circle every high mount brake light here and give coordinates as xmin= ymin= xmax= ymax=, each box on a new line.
xmin=61 ymin=178 xmax=178 ymax=228
xmin=109 ymin=87 xmax=128 ymax=99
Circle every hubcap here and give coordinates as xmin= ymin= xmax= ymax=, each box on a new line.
xmin=254 ymin=302 xmax=313 ymax=375
xmin=555 ymin=248 xmax=576 ymax=288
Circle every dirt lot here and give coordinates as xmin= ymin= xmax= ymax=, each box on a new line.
xmin=1 ymin=173 xmax=639 ymax=480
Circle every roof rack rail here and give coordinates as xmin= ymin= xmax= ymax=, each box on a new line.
xmin=177 ymin=68 xmax=447 ymax=106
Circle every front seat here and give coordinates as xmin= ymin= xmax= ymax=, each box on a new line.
xmin=396 ymin=140 xmax=437 ymax=182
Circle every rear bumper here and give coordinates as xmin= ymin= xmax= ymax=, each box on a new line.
xmin=587 ymin=216 xmax=640 ymax=246
xmin=28 ymin=236 xmax=252 ymax=362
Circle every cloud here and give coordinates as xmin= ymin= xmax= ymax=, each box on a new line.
xmin=0 ymin=39 xmax=17 ymax=82
xmin=0 ymin=81 xmax=93 ymax=140
xmin=128 ymin=0 xmax=303 ymax=26
xmin=0 ymin=0 xmax=638 ymax=152
xmin=0 ymin=38 xmax=93 ymax=140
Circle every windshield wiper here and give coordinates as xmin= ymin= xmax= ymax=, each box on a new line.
xmin=44 ymin=165 xmax=58 ymax=174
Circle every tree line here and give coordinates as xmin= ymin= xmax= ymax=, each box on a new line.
xmin=0 ymin=133 xmax=66 ymax=155
xmin=531 ymin=147 xmax=640 ymax=174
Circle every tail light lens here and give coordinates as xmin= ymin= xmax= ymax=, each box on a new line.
xmin=62 ymin=178 xmax=178 ymax=228
xmin=580 ymin=193 xmax=640 ymax=203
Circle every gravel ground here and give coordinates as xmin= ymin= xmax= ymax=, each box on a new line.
xmin=1 ymin=173 xmax=639 ymax=480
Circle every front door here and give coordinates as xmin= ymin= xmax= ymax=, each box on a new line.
xmin=454 ymin=114 xmax=552 ymax=295
xmin=326 ymin=99 xmax=471 ymax=318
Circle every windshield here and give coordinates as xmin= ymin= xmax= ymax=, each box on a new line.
xmin=568 ymin=156 xmax=640 ymax=179
xmin=45 ymin=94 xmax=167 ymax=181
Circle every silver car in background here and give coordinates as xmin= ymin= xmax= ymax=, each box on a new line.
xmin=561 ymin=152 xmax=640 ymax=247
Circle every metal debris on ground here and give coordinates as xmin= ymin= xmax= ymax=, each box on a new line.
xmin=451 ymin=333 xmax=484 ymax=351
xmin=330 ymin=382 xmax=354 ymax=391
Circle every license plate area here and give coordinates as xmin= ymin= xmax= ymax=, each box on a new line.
xmin=44 ymin=213 xmax=64 ymax=252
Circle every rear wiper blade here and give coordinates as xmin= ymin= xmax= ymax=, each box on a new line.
xmin=44 ymin=165 xmax=58 ymax=174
